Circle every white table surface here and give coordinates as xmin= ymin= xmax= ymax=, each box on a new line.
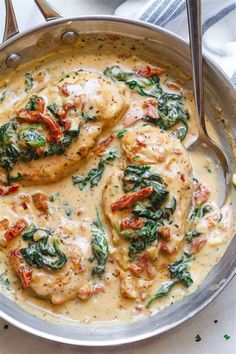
xmin=0 ymin=1 xmax=235 ymax=353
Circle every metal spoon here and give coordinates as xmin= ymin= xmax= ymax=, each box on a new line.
xmin=186 ymin=0 xmax=231 ymax=206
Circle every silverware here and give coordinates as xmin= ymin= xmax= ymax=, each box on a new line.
xmin=186 ymin=0 xmax=231 ymax=206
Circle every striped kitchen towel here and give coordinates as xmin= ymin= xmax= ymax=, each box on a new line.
xmin=115 ymin=0 xmax=236 ymax=86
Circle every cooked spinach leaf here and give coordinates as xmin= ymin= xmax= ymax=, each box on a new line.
xmin=185 ymin=230 xmax=202 ymax=243
xmin=0 ymin=121 xmax=20 ymax=171
xmin=73 ymin=149 xmax=117 ymax=190
xmin=116 ymin=165 xmax=177 ymax=256
xmin=7 ymin=172 xmax=23 ymax=185
xmin=0 ymin=90 xmax=7 ymax=103
xmin=91 ymin=209 xmax=109 ymax=276
xmin=104 ymin=65 xmax=163 ymax=98
xmin=118 ymin=219 xmax=163 ymax=257
xmin=20 ymin=239 xmax=67 ymax=270
xmin=20 ymin=224 xmax=67 ymax=271
xmin=19 ymin=128 xmax=46 ymax=148
xmin=143 ymin=92 xmax=189 ymax=140
xmin=47 ymin=129 xmax=80 ymax=156
xmin=25 ymin=72 xmax=34 ymax=92
xmin=0 ymin=272 xmax=10 ymax=290
xmin=25 ymin=95 xmax=40 ymax=110
xmin=146 ymin=281 xmax=177 ymax=308
xmin=47 ymin=103 xmax=59 ymax=118
xmin=104 ymin=66 xmax=189 ymax=140
xmin=116 ymin=129 xmax=128 ymax=138
xmin=168 ymin=252 xmax=193 ymax=287
xmin=190 ymin=203 xmax=212 ymax=220
xmin=146 ymin=252 xmax=193 ymax=307
xmin=122 ymin=165 xmax=168 ymax=208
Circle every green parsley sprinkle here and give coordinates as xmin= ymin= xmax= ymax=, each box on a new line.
xmin=195 ymin=334 xmax=201 ymax=342
xmin=224 ymin=334 xmax=230 ymax=340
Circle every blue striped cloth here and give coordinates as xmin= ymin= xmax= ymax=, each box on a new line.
xmin=115 ymin=0 xmax=236 ymax=86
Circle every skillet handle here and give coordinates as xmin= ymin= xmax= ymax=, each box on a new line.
xmin=3 ymin=0 xmax=19 ymax=42
xmin=34 ymin=0 xmax=62 ymax=21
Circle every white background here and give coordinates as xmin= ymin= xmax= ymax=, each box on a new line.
xmin=0 ymin=1 xmax=235 ymax=353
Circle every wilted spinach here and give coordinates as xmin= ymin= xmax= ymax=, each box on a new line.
xmin=104 ymin=65 xmax=189 ymax=140
xmin=20 ymin=224 xmax=67 ymax=271
xmin=104 ymin=65 xmax=163 ymax=98
xmin=0 ymin=121 xmax=20 ymax=171
xmin=146 ymin=252 xmax=193 ymax=307
xmin=72 ymin=149 xmax=117 ymax=190
xmin=25 ymin=72 xmax=34 ymax=92
xmin=91 ymin=209 xmax=109 ymax=276
xmin=168 ymin=252 xmax=193 ymax=287
xmin=146 ymin=281 xmax=177 ymax=308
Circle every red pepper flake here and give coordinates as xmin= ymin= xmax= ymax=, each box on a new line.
xmin=5 ymin=219 xmax=28 ymax=241
xmin=136 ymin=139 xmax=147 ymax=147
xmin=120 ymin=218 xmax=144 ymax=230
xmin=97 ymin=134 xmax=115 ymax=155
xmin=8 ymin=249 xmax=32 ymax=287
xmin=111 ymin=186 xmax=153 ymax=212
xmin=137 ymin=65 xmax=164 ymax=78
xmin=0 ymin=184 xmax=19 ymax=196
xmin=180 ymin=173 xmax=186 ymax=182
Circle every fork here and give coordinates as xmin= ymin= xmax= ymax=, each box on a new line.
xmin=186 ymin=0 xmax=231 ymax=206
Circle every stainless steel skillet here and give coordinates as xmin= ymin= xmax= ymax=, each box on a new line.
xmin=0 ymin=0 xmax=235 ymax=346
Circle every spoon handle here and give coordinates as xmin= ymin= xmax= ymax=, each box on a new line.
xmin=186 ymin=0 xmax=206 ymax=133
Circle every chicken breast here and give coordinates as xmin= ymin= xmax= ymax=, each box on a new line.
xmin=103 ymin=126 xmax=193 ymax=269
xmin=8 ymin=228 xmax=91 ymax=304
xmin=0 ymin=71 xmax=129 ymax=185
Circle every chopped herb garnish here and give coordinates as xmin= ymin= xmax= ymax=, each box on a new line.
xmin=49 ymin=193 xmax=58 ymax=202
xmin=224 ymin=334 xmax=230 ymax=340
xmin=116 ymin=129 xmax=127 ymax=138
xmin=91 ymin=209 xmax=109 ymax=276
xmin=195 ymin=334 xmax=201 ymax=342
xmin=72 ymin=149 xmax=117 ymax=190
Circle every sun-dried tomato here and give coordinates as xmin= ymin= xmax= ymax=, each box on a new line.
xmin=111 ymin=186 xmax=153 ymax=212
